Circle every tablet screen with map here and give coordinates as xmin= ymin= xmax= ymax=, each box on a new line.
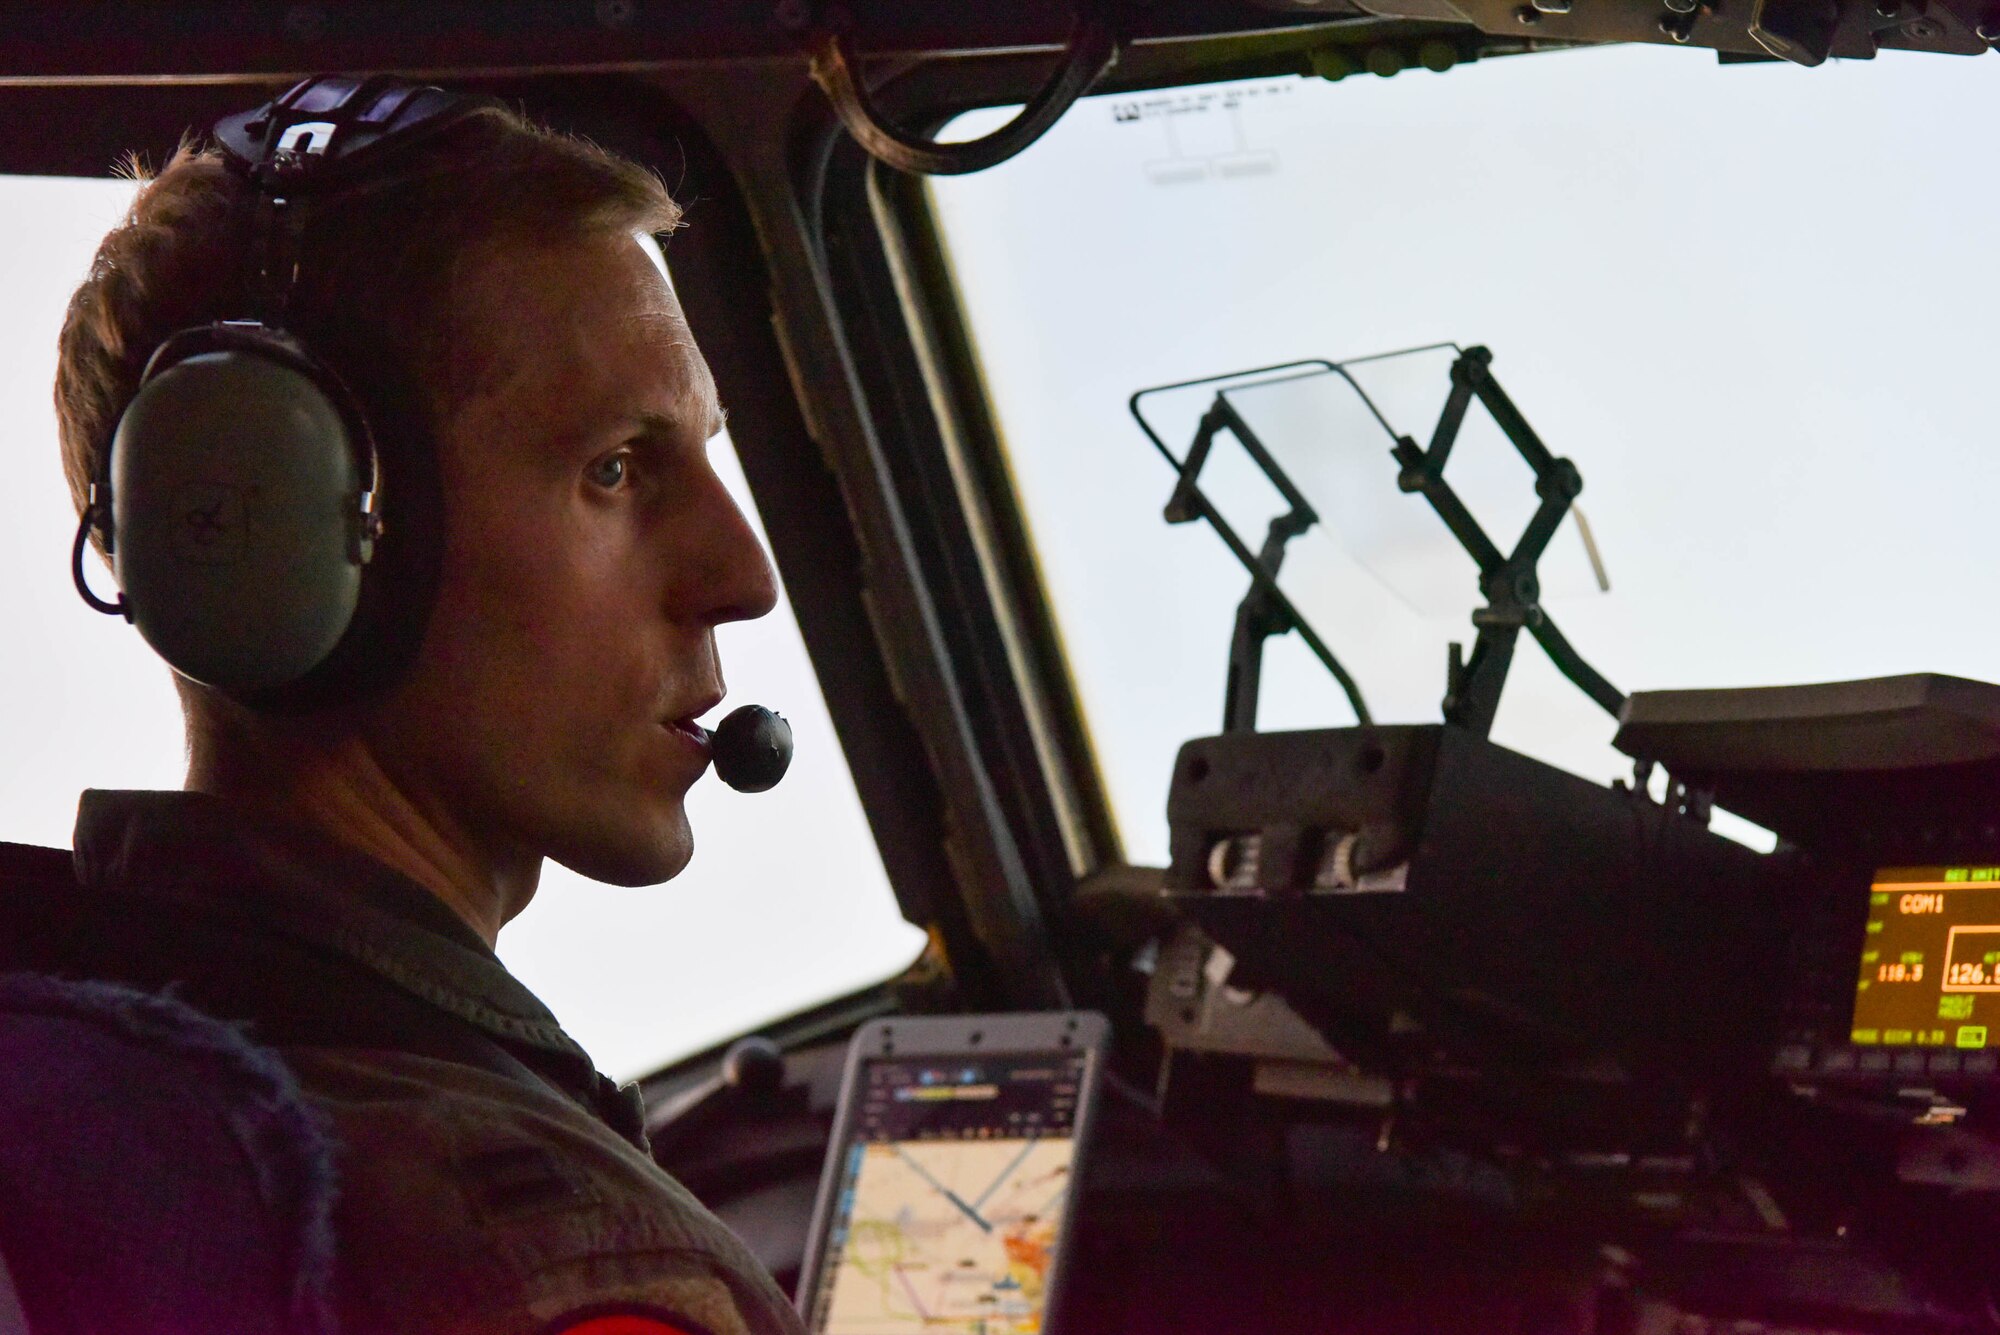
xmin=799 ymin=1014 xmax=1105 ymax=1335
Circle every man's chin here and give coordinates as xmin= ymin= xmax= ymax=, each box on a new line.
xmin=548 ymin=812 xmax=694 ymax=887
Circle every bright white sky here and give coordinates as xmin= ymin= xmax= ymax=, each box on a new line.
xmin=0 ymin=177 xmax=923 ymax=1080
xmin=930 ymin=42 xmax=2000 ymax=864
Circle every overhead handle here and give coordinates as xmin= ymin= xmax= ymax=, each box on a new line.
xmin=809 ymin=9 xmax=1120 ymax=176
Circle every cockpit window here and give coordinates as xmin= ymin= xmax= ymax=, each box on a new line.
xmin=927 ymin=45 xmax=1998 ymax=863
xmin=0 ymin=174 xmax=923 ymax=1080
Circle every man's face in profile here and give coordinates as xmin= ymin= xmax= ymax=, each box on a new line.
xmin=366 ymin=231 xmax=777 ymax=896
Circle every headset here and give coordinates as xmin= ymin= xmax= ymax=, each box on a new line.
xmin=68 ymin=75 xmax=792 ymax=790
xmin=71 ymin=75 xmax=494 ymax=706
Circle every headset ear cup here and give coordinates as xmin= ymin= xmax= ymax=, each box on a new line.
xmin=110 ymin=349 xmax=371 ymax=697
xmin=266 ymin=358 xmax=444 ymax=712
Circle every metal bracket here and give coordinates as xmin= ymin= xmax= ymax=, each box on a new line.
xmin=1393 ymin=345 xmax=1624 ymax=736
xmin=1146 ymin=378 xmax=1373 ymax=732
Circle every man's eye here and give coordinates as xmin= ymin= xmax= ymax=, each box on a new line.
xmin=586 ymin=453 xmax=631 ymax=490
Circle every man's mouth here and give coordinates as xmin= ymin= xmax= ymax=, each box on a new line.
xmin=662 ymin=716 xmax=713 ymax=755
xmin=661 ymin=689 xmax=724 ymax=760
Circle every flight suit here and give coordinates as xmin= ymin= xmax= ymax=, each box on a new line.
xmin=0 ymin=790 xmax=805 ymax=1335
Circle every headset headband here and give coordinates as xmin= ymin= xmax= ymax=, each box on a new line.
xmin=212 ymin=77 xmax=500 ymax=325
xmin=213 ymin=75 xmax=499 ymax=191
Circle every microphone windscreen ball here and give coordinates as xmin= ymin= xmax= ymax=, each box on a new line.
xmin=711 ymin=704 xmax=793 ymax=793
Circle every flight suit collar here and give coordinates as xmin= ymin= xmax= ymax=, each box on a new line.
xmin=71 ymin=788 xmax=592 ymax=1066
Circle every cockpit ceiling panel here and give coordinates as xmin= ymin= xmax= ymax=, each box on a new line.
xmin=0 ymin=3 xmax=1356 ymax=85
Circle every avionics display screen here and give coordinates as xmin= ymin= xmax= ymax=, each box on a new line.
xmin=808 ymin=1052 xmax=1086 ymax=1335
xmin=1850 ymin=866 xmax=2000 ymax=1051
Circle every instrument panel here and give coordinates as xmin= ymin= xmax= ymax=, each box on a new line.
xmin=1781 ymin=862 xmax=2000 ymax=1085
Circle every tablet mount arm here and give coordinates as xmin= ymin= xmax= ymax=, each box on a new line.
xmin=1131 ymin=345 xmax=1622 ymax=741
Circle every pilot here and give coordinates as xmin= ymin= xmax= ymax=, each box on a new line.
xmin=8 ymin=77 xmax=802 ymax=1335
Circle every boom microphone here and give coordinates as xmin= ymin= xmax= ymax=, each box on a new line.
xmin=709 ymin=704 xmax=793 ymax=793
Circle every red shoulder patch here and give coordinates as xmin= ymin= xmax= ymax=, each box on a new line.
xmin=553 ymin=1317 xmax=696 ymax=1335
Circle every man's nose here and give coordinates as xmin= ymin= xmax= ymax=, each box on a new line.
xmin=696 ymin=476 xmax=780 ymax=628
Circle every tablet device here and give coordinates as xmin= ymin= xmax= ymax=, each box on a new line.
xmin=796 ymin=1011 xmax=1109 ymax=1335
